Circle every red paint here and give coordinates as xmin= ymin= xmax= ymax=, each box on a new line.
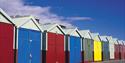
xmin=115 ymin=44 xmax=120 ymax=60
xmin=46 ymin=32 xmax=65 ymax=63
xmin=124 ymin=45 xmax=125 ymax=59
xmin=0 ymin=22 xmax=14 ymax=63
xmin=120 ymin=44 xmax=124 ymax=59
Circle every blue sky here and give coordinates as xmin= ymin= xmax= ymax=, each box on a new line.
xmin=0 ymin=0 xmax=124 ymax=40
xmin=24 ymin=0 xmax=125 ymax=40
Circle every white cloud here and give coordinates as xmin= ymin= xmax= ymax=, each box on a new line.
xmin=66 ymin=17 xmax=93 ymax=21
xmin=0 ymin=0 xmax=92 ymax=28
xmin=0 ymin=0 xmax=75 ymax=28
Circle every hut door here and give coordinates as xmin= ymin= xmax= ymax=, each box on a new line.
xmin=70 ymin=36 xmax=81 ymax=63
xmin=56 ymin=34 xmax=65 ymax=63
xmin=18 ymin=28 xmax=30 ymax=63
xmin=0 ymin=22 xmax=14 ymax=63
xmin=47 ymin=32 xmax=65 ymax=63
xmin=47 ymin=32 xmax=56 ymax=63
xmin=75 ymin=37 xmax=81 ymax=63
xmin=29 ymin=30 xmax=41 ymax=63
xmin=18 ymin=28 xmax=41 ymax=63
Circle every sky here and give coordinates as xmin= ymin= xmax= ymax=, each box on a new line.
xmin=0 ymin=0 xmax=125 ymax=40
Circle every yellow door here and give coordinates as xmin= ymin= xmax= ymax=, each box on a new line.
xmin=94 ymin=40 xmax=102 ymax=61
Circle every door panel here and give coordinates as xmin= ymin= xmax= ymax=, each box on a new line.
xmin=102 ymin=42 xmax=109 ymax=60
xmin=75 ymin=37 xmax=81 ymax=63
xmin=84 ymin=39 xmax=93 ymax=61
xmin=121 ymin=45 xmax=124 ymax=59
xmin=47 ymin=32 xmax=65 ymax=63
xmin=70 ymin=36 xmax=81 ymax=63
xmin=0 ymin=22 xmax=14 ymax=63
xmin=94 ymin=41 xmax=102 ymax=61
xmin=18 ymin=28 xmax=41 ymax=63
xmin=47 ymin=32 xmax=56 ymax=63
xmin=18 ymin=28 xmax=30 ymax=63
xmin=29 ymin=30 xmax=41 ymax=63
xmin=115 ymin=44 xmax=120 ymax=60
xmin=56 ymin=34 xmax=65 ymax=63
xmin=70 ymin=36 xmax=75 ymax=63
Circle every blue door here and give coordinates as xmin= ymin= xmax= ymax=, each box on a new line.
xmin=105 ymin=42 xmax=109 ymax=60
xmin=75 ymin=37 xmax=81 ymax=63
xmin=70 ymin=36 xmax=75 ymax=63
xmin=29 ymin=30 xmax=41 ymax=63
xmin=70 ymin=36 xmax=81 ymax=63
xmin=18 ymin=28 xmax=41 ymax=63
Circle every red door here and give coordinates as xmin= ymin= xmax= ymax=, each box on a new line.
xmin=46 ymin=32 xmax=65 ymax=63
xmin=46 ymin=33 xmax=56 ymax=63
xmin=115 ymin=44 xmax=120 ymax=60
xmin=56 ymin=34 xmax=65 ymax=63
xmin=120 ymin=44 xmax=124 ymax=59
xmin=0 ymin=22 xmax=14 ymax=63
xmin=123 ymin=45 xmax=125 ymax=59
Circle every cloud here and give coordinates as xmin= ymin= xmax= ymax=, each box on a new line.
xmin=66 ymin=17 xmax=93 ymax=21
xmin=0 ymin=0 xmax=75 ymax=28
xmin=0 ymin=0 xmax=92 ymax=28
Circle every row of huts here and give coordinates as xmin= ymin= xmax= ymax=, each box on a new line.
xmin=0 ymin=8 xmax=125 ymax=63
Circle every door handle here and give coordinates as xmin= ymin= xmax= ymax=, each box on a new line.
xmin=29 ymin=53 xmax=32 ymax=63
xmin=30 ymin=53 xmax=32 ymax=59
xmin=29 ymin=40 xmax=32 ymax=43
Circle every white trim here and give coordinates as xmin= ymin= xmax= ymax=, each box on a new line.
xmin=41 ymin=33 xmax=42 ymax=50
xmin=68 ymin=36 xmax=70 ymax=51
xmin=13 ymin=27 xmax=15 ymax=49
xmin=0 ymin=8 xmax=14 ymax=24
xmin=31 ymin=17 xmax=43 ymax=32
xmin=81 ymin=38 xmax=82 ymax=51
xmin=13 ymin=16 xmax=43 ymax=32
xmin=47 ymin=24 xmax=57 ymax=31
xmin=46 ymin=33 xmax=48 ymax=51
xmin=64 ymin=36 xmax=65 ymax=51
xmin=16 ymin=29 xmax=19 ymax=49
xmin=44 ymin=24 xmax=65 ymax=34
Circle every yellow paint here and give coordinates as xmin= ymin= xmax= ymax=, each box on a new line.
xmin=94 ymin=40 xmax=102 ymax=61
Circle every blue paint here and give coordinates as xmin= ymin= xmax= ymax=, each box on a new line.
xmin=102 ymin=41 xmax=109 ymax=60
xmin=18 ymin=28 xmax=41 ymax=63
xmin=70 ymin=36 xmax=81 ymax=63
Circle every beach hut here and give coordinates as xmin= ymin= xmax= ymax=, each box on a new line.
xmin=118 ymin=40 xmax=124 ymax=60
xmin=13 ymin=16 xmax=42 ymax=63
xmin=0 ymin=8 xmax=15 ymax=63
xmin=79 ymin=30 xmax=93 ymax=63
xmin=123 ymin=41 xmax=125 ymax=59
xmin=106 ymin=36 xmax=115 ymax=60
xmin=40 ymin=23 xmax=65 ymax=63
xmin=113 ymin=38 xmax=120 ymax=60
xmin=63 ymin=28 xmax=82 ymax=63
xmin=90 ymin=33 xmax=102 ymax=62
xmin=100 ymin=36 xmax=109 ymax=61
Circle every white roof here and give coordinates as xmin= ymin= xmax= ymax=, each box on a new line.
xmin=90 ymin=33 xmax=100 ymax=41
xmin=106 ymin=36 xmax=112 ymax=41
xmin=63 ymin=28 xmax=81 ymax=37
xmin=112 ymin=38 xmax=118 ymax=44
xmin=117 ymin=40 xmax=123 ymax=45
xmin=40 ymin=23 xmax=65 ymax=34
xmin=0 ymin=8 xmax=14 ymax=24
xmin=123 ymin=41 xmax=125 ymax=45
xmin=13 ymin=16 xmax=42 ymax=31
xmin=106 ymin=36 xmax=117 ymax=44
xmin=100 ymin=36 xmax=108 ymax=42
xmin=79 ymin=30 xmax=91 ymax=39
